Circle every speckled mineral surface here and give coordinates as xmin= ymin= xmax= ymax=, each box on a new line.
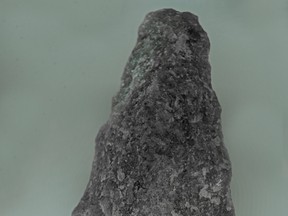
xmin=72 ymin=8 xmax=235 ymax=216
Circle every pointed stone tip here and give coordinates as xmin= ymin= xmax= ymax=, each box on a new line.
xmin=112 ymin=8 xmax=212 ymax=111
xmin=137 ymin=8 xmax=210 ymax=55
xmin=147 ymin=8 xmax=199 ymax=21
xmin=140 ymin=8 xmax=203 ymax=33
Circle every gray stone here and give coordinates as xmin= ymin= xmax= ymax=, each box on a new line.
xmin=72 ymin=8 xmax=235 ymax=216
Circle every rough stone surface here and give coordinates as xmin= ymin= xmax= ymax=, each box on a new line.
xmin=72 ymin=8 xmax=235 ymax=216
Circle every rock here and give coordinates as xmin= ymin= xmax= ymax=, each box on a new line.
xmin=72 ymin=8 xmax=235 ymax=216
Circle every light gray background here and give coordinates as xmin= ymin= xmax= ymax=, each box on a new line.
xmin=0 ymin=0 xmax=287 ymax=215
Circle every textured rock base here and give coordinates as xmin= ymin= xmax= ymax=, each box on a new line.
xmin=72 ymin=8 xmax=235 ymax=216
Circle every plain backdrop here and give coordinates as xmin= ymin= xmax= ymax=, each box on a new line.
xmin=0 ymin=0 xmax=287 ymax=215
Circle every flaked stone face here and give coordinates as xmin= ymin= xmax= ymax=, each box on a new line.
xmin=72 ymin=8 xmax=235 ymax=216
